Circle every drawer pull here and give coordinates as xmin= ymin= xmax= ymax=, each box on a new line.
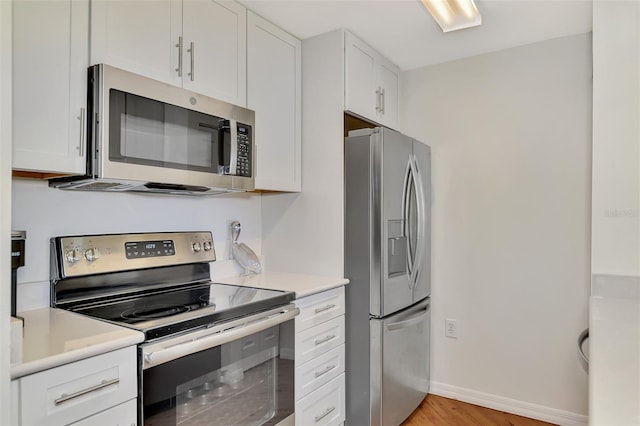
xmin=314 ymin=364 xmax=336 ymax=378
xmin=314 ymin=406 xmax=336 ymax=422
xmin=314 ymin=304 xmax=335 ymax=314
xmin=314 ymin=334 xmax=336 ymax=346
xmin=54 ymin=378 xmax=120 ymax=406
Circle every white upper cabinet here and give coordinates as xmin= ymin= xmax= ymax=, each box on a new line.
xmin=183 ymin=0 xmax=246 ymax=106
xmin=247 ymin=11 xmax=301 ymax=192
xmin=90 ymin=0 xmax=182 ymax=88
xmin=12 ymin=0 xmax=89 ymax=174
xmin=91 ymin=0 xmax=247 ymax=107
xmin=344 ymin=31 xmax=400 ymax=129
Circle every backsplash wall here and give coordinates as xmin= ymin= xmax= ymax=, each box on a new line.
xmin=11 ymin=178 xmax=263 ymax=311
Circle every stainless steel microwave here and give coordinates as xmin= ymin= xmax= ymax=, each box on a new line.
xmin=50 ymin=64 xmax=255 ymax=195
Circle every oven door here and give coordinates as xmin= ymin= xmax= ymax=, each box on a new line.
xmin=140 ymin=305 xmax=298 ymax=426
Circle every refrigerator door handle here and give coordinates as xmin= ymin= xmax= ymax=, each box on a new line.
xmin=409 ymin=154 xmax=427 ymax=289
xmin=401 ymin=156 xmax=415 ymax=286
xmin=386 ymin=306 xmax=430 ymax=331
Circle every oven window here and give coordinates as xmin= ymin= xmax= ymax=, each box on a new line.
xmin=142 ymin=324 xmax=294 ymax=426
xmin=108 ymin=89 xmax=226 ymax=173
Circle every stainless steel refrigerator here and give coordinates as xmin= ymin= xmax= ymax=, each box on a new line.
xmin=344 ymin=127 xmax=431 ymax=426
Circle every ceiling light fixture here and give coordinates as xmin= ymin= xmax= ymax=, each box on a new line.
xmin=419 ymin=0 xmax=482 ymax=33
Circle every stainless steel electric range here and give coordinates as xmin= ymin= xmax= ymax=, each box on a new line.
xmin=50 ymin=231 xmax=298 ymax=426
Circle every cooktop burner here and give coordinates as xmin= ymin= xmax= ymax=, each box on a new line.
xmin=120 ymin=304 xmax=192 ymax=321
xmin=71 ymin=282 xmax=294 ymax=340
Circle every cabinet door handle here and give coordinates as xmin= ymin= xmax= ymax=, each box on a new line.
xmin=314 ymin=334 xmax=336 ymax=346
xmin=54 ymin=378 xmax=120 ymax=406
xmin=380 ymin=87 xmax=385 ymax=114
xmin=188 ymin=41 xmax=195 ymax=81
xmin=375 ymin=87 xmax=381 ymax=112
xmin=314 ymin=406 xmax=336 ymax=422
xmin=314 ymin=364 xmax=336 ymax=378
xmin=176 ymin=36 xmax=183 ymax=77
xmin=314 ymin=304 xmax=335 ymax=314
xmin=77 ymin=107 xmax=85 ymax=157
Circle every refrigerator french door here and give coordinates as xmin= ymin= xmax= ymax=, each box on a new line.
xmin=345 ymin=127 xmax=431 ymax=426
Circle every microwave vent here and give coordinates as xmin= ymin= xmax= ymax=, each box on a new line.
xmin=74 ymin=182 xmax=134 ymax=191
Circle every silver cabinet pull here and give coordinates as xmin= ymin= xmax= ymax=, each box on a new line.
xmin=187 ymin=41 xmax=195 ymax=81
xmin=314 ymin=334 xmax=336 ymax=346
xmin=380 ymin=87 xmax=385 ymax=114
xmin=54 ymin=378 xmax=120 ymax=406
xmin=175 ymin=36 xmax=183 ymax=77
xmin=77 ymin=107 xmax=85 ymax=157
xmin=314 ymin=406 xmax=336 ymax=422
xmin=314 ymin=364 xmax=336 ymax=378
xmin=314 ymin=304 xmax=335 ymax=314
xmin=375 ymin=87 xmax=381 ymax=112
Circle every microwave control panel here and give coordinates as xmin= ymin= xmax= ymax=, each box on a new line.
xmin=236 ymin=124 xmax=252 ymax=177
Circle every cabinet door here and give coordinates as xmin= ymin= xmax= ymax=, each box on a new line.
xmin=12 ymin=0 xmax=88 ymax=174
xmin=345 ymin=32 xmax=377 ymax=123
xmin=377 ymin=58 xmax=399 ymax=129
xmin=69 ymin=399 xmax=137 ymax=426
xmin=248 ymin=11 xmax=301 ymax=192
xmin=182 ymin=0 xmax=246 ymax=106
xmin=91 ymin=0 xmax=182 ymax=87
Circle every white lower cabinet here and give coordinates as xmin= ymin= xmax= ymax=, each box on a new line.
xmin=13 ymin=346 xmax=138 ymax=426
xmin=295 ymin=287 xmax=345 ymax=426
xmin=296 ymin=374 xmax=345 ymax=426
xmin=69 ymin=399 xmax=137 ymax=426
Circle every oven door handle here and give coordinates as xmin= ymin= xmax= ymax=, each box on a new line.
xmin=142 ymin=306 xmax=299 ymax=369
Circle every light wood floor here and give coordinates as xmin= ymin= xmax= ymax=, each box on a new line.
xmin=401 ymin=394 xmax=556 ymax=426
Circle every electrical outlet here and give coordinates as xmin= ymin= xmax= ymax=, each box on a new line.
xmin=445 ymin=319 xmax=457 ymax=339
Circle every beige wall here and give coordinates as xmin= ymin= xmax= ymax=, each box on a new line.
xmin=401 ymin=33 xmax=592 ymax=420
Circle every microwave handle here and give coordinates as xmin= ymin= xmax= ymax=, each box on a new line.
xmin=142 ymin=306 xmax=299 ymax=369
xmin=228 ymin=119 xmax=238 ymax=175
xmin=77 ymin=107 xmax=86 ymax=157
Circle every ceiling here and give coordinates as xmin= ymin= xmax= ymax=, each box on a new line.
xmin=239 ymin=0 xmax=593 ymax=71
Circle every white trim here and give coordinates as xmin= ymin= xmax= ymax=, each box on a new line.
xmin=430 ymin=381 xmax=588 ymax=426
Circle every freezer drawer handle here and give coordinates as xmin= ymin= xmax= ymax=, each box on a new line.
xmin=314 ymin=304 xmax=335 ymax=314
xmin=314 ymin=364 xmax=336 ymax=378
xmin=314 ymin=334 xmax=336 ymax=346
xmin=387 ymin=307 xmax=429 ymax=331
xmin=314 ymin=406 xmax=336 ymax=422
xmin=54 ymin=378 xmax=120 ymax=406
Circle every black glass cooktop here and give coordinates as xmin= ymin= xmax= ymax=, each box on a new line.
xmin=71 ymin=283 xmax=295 ymax=340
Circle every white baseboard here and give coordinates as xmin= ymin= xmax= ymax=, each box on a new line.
xmin=429 ymin=381 xmax=588 ymax=426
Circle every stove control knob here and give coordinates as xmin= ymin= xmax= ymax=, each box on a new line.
xmin=84 ymin=247 xmax=101 ymax=262
xmin=192 ymin=242 xmax=202 ymax=252
xmin=203 ymin=241 xmax=212 ymax=251
xmin=65 ymin=249 xmax=81 ymax=264
xmin=144 ymin=352 xmax=154 ymax=364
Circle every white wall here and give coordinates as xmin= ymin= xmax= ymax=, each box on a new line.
xmin=401 ymin=33 xmax=592 ymax=421
xmin=591 ymin=0 xmax=640 ymax=280
xmin=11 ymin=179 xmax=263 ymax=311
xmin=262 ymin=30 xmax=345 ymax=277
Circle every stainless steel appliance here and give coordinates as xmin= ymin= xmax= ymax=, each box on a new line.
xmin=11 ymin=230 xmax=26 ymax=318
xmin=344 ymin=127 xmax=431 ymax=426
xmin=50 ymin=64 xmax=255 ymax=195
xmin=50 ymin=231 xmax=297 ymax=425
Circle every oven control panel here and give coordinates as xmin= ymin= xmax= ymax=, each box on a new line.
xmin=54 ymin=232 xmax=216 ymax=278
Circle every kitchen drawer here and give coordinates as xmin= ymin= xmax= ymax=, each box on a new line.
xmin=69 ymin=398 xmax=137 ymax=426
xmin=295 ymin=373 xmax=345 ymax=426
xmin=295 ymin=344 xmax=344 ymax=401
xmin=295 ymin=316 xmax=345 ymax=366
xmin=295 ymin=287 xmax=345 ymax=332
xmin=19 ymin=346 xmax=137 ymax=426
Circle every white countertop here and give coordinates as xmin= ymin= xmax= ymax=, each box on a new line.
xmin=216 ymin=271 xmax=349 ymax=298
xmin=589 ymin=278 xmax=640 ymax=425
xmin=10 ymin=308 xmax=144 ymax=380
